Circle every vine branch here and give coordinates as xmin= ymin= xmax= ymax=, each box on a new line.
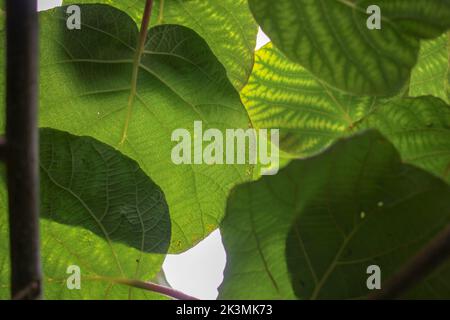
xmin=369 ymin=223 xmax=450 ymax=299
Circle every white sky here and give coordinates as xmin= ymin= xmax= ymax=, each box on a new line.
xmin=163 ymin=230 xmax=226 ymax=299
xmin=37 ymin=0 xmax=270 ymax=300
xmin=38 ymin=0 xmax=62 ymax=11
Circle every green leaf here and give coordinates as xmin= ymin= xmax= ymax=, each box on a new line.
xmin=0 ymin=4 xmax=253 ymax=252
xmin=360 ymin=96 xmax=450 ymax=182
xmin=242 ymin=44 xmax=450 ymax=182
xmin=219 ymin=131 xmax=450 ymax=299
xmin=64 ymin=0 xmax=258 ymax=90
xmin=39 ymin=128 xmax=171 ymax=254
xmin=219 ymin=179 xmax=296 ymax=299
xmin=249 ymin=0 xmax=450 ymax=96
xmin=242 ymin=43 xmax=376 ymax=157
xmin=410 ymin=32 xmax=450 ymax=103
xmin=285 ymin=131 xmax=450 ymax=299
xmin=0 ymin=128 xmax=170 ymax=299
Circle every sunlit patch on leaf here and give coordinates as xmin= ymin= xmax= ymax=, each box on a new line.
xmin=249 ymin=0 xmax=450 ymax=96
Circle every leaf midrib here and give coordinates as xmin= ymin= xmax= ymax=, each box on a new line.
xmin=120 ymin=23 xmax=149 ymax=146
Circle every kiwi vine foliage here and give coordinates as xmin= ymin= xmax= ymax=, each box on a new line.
xmin=0 ymin=0 xmax=450 ymax=299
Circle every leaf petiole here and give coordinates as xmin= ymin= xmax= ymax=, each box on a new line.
xmin=92 ymin=276 xmax=199 ymax=300
xmin=120 ymin=0 xmax=154 ymax=145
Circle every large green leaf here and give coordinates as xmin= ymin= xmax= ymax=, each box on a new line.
xmin=64 ymin=0 xmax=258 ymax=90
xmin=360 ymin=96 xmax=450 ymax=182
xmin=219 ymin=131 xmax=450 ymax=299
xmin=242 ymin=43 xmax=376 ymax=157
xmin=243 ymin=44 xmax=450 ymax=182
xmin=0 ymin=4 xmax=253 ymax=252
xmin=249 ymin=0 xmax=450 ymax=96
xmin=410 ymin=33 xmax=450 ymax=103
xmin=39 ymin=128 xmax=171 ymax=254
xmin=0 ymin=128 xmax=170 ymax=299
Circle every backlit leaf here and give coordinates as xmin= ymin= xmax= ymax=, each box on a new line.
xmin=0 ymin=4 xmax=254 ymax=252
xmin=410 ymin=33 xmax=450 ymax=103
xmin=0 ymin=128 xmax=170 ymax=299
xmin=243 ymin=44 xmax=450 ymax=182
xmin=64 ymin=0 xmax=258 ymax=89
xmin=360 ymin=96 xmax=450 ymax=182
xmin=249 ymin=0 xmax=450 ymax=96
xmin=242 ymin=43 xmax=375 ymax=157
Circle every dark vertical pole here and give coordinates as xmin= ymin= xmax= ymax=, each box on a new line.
xmin=5 ymin=0 xmax=41 ymax=299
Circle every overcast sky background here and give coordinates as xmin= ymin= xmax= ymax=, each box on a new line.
xmin=38 ymin=0 xmax=270 ymax=300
